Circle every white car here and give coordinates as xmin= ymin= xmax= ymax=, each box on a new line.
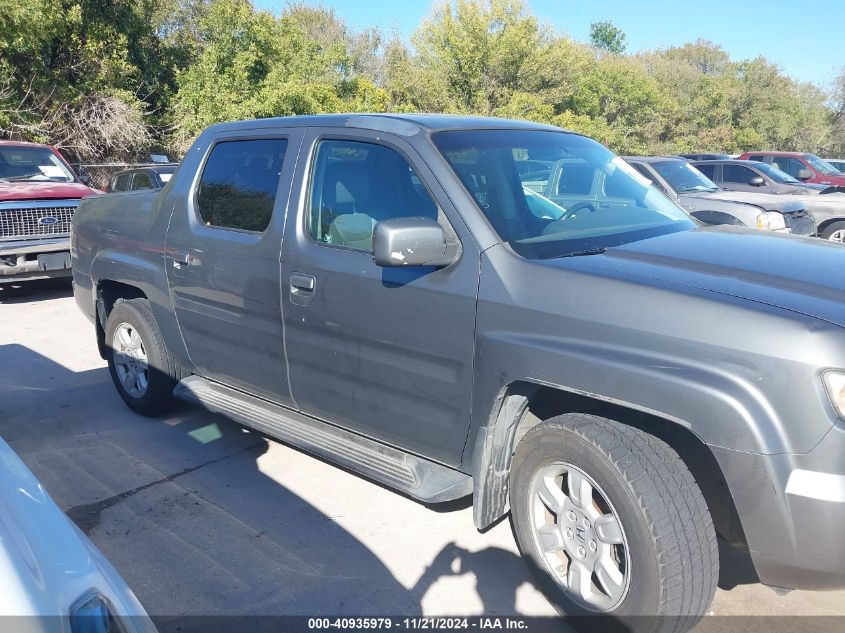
xmin=0 ymin=437 xmax=156 ymax=633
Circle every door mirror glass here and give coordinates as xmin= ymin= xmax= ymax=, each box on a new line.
xmin=373 ymin=217 xmax=456 ymax=267
xmin=749 ymin=176 xmax=765 ymax=186
xmin=797 ymin=168 xmax=813 ymax=181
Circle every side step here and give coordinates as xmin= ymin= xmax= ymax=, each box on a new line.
xmin=173 ymin=376 xmax=472 ymax=503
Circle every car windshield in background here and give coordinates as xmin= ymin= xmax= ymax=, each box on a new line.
xmin=753 ymin=161 xmax=800 ymax=184
xmin=652 ymin=161 xmax=719 ymax=193
xmin=804 ymin=154 xmax=841 ymax=176
xmin=0 ymin=146 xmax=76 ymax=182
xmin=432 ymin=130 xmax=695 ymax=260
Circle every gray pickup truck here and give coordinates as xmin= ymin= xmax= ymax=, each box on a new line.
xmin=72 ymin=114 xmax=845 ymax=629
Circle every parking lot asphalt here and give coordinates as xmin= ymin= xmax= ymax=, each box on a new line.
xmin=2 ymin=280 xmax=845 ymax=625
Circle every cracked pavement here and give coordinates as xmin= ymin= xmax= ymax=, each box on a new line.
xmin=1 ymin=280 xmax=844 ymax=623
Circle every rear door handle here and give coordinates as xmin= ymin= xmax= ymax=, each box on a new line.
xmin=290 ymin=273 xmax=316 ymax=305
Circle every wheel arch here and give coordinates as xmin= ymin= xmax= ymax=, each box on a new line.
xmin=816 ymin=217 xmax=845 ymax=238
xmin=94 ymin=280 xmax=149 ymax=359
xmin=470 ymin=381 xmax=747 ymax=551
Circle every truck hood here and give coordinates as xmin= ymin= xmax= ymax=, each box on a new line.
xmin=0 ymin=181 xmax=99 ymax=201
xmin=683 ymin=190 xmax=805 ymax=213
xmin=580 ymin=227 xmax=845 ymax=329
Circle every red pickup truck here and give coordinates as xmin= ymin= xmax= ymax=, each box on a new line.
xmin=739 ymin=151 xmax=845 ymax=187
xmin=0 ymin=140 xmax=99 ymax=284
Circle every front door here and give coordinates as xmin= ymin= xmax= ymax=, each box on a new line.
xmin=280 ymin=130 xmax=480 ymax=465
xmin=166 ymin=130 xmax=303 ymax=406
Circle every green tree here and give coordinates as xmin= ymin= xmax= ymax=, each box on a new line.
xmin=589 ymin=20 xmax=626 ymax=55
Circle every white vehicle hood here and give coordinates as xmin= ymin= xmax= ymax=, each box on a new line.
xmin=0 ymin=437 xmax=155 ymax=630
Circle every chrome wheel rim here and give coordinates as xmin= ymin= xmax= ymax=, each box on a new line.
xmin=828 ymin=229 xmax=845 ymax=243
xmin=112 ymin=323 xmax=149 ymax=398
xmin=528 ymin=461 xmax=631 ymax=612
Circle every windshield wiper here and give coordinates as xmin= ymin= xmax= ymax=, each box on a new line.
xmin=560 ymin=247 xmax=608 ymax=258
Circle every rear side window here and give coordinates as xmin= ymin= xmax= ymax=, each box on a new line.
xmin=197 ymin=138 xmax=287 ymax=232
xmin=747 ymin=155 xmax=766 ymax=162
xmin=132 ymin=172 xmax=154 ymax=190
xmin=112 ymin=173 xmax=130 ymax=191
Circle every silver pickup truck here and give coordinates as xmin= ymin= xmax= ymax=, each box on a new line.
xmin=72 ymin=114 xmax=845 ymax=630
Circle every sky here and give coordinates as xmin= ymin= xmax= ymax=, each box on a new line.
xmin=255 ymin=0 xmax=843 ymax=87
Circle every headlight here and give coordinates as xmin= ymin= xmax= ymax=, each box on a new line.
xmin=70 ymin=592 xmax=128 ymax=633
xmin=756 ymin=211 xmax=787 ymax=231
xmin=822 ymin=371 xmax=845 ymax=418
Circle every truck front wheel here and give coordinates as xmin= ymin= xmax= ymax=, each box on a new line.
xmin=509 ymin=413 xmax=718 ymax=632
xmin=105 ymin=298 xmax=182 ymax=417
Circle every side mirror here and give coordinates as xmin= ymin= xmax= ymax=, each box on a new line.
xmin=797 ymin=168 xmax=813 ymax=181
xmin=749 ymin=176 xmax=765 ymax=187
xmin=373 ymin=217 xmax=458 ymax=268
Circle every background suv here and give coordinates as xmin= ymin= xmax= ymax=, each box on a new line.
xmin=739 ymin=151 xmax=845 ymax=187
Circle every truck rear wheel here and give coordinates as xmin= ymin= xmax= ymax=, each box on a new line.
xmin=509 ymin=413 xmax=718 ymax=632
xmin=105 ymin=298 xmax=182 ymax=416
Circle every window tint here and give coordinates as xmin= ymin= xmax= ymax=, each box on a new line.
xmin=722 ymin=164 xmax=756 ymax=183
xmin=112 ymin=173 xmax=130 ymax=191
xmin=694 ymin=163 xmax=716 ymax=179
xmin=132 ymin=172 xmax=154 ymax=190
xmin=772 ymin=157 xmax=805 ymax=178
xmin=308 ymin=140 xmax=438 ymax=252
xmin=748 ymin=155 xmax=766 ymax=162
xmin=197 ymin=138 xmax=287 ymax=232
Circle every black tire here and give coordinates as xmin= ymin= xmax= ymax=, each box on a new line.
xmin=821 ymin=220 xmax=845 ymax=241
xmin=509 ymin=414 xmax=718 ymax=633
xmin=105 ymin=298 xmax=183 ymax=416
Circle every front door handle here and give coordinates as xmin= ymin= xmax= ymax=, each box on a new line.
xmin=290 ymin=273 xmax=316 ymax=305
xmin=171 ymin=251 xmax=191 ymax=269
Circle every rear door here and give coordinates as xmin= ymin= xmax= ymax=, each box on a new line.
xmin=279 ymin=128 xmax=480 ymax=465
xmin=165 ymin=129 xmax=304 ymax=407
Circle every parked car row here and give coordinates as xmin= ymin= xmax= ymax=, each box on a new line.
xmin=627 ymin=154 xmax=845 ymax=242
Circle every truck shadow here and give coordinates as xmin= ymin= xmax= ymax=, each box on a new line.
xmin=0 ymin=342 xmax=764 ymax=630
xmin=0 ymin=277 xmax=74 ymax=303
xmin=0 ymin=343 xmax=549 ymax=627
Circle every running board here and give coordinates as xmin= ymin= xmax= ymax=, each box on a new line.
xmin=173 ymin=376 xmax=472 ymax=503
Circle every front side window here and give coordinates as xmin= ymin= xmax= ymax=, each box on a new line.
xmin=722 ymin=164 xmax=756 ymax=184
xmin=433 ymin=130 xmax=694 ymax=260
xmin=197 ymin=138 xmax=287 ymax=232
xmin=694 ymin=163 xmax=716 ymax=179
xmin=0 ymin=146 xmax=76 ymax=182
xmin=308 ymin=139 xmax=438 ymax=252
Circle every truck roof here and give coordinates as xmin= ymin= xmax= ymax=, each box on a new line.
xmin=0 ymin=139 xmax=53 ymax=148
xmin=205 ymin=113 xmax=564 ymax=136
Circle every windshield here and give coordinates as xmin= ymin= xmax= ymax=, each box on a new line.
xmin=804 ymin=154 xmax=841 ymax=176
xmin=752 ymin=161 xmax=799 ymax=184
xmin=652 ymin=161 xmax=718 ymax=193
xmin=0 ymin=146 xmax=76 ymax=182
xmin=433 ymin=130 xmax=695 ymax=259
